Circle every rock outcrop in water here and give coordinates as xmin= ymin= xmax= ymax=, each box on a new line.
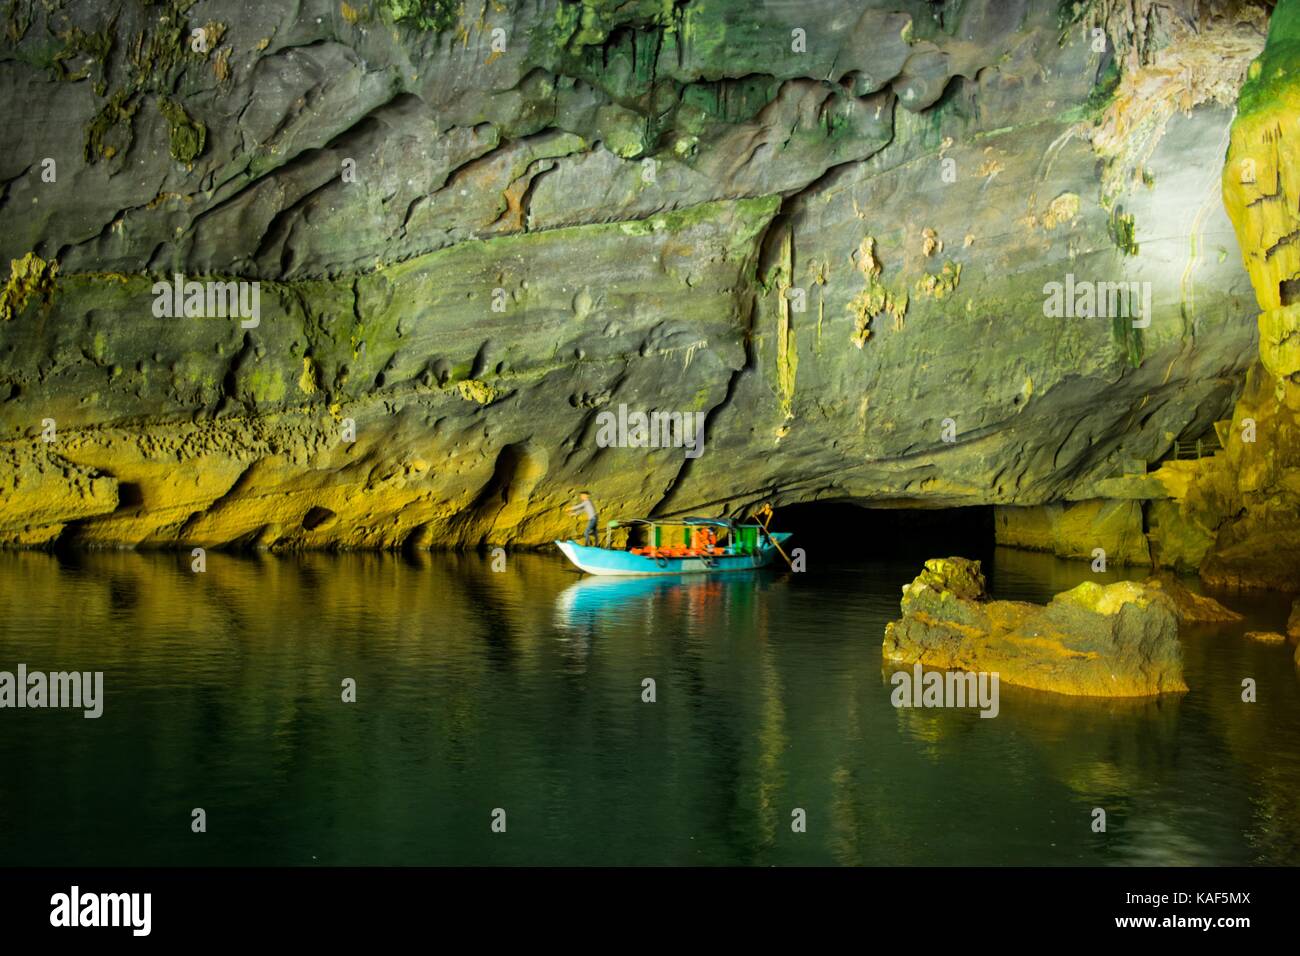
xmin=882 ymin=557 xmax=1187 ymax=696
xmin=1244 ymin=630 xmax=1287 ymax=644
xmin=0 ymin=0 xmax=1287 ymax=562
xmin=1142 ymin=571 xmax=1243 ymax=623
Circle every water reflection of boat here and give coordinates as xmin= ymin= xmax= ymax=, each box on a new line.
xmin=556 ymin=516 xmax=792 ymax=576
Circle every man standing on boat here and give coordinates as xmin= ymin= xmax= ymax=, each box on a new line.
xmin=568 ymin=491 xmax=599 ymax=547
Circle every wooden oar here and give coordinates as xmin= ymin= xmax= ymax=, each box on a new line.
xmin=756 ymin=504 xmax=795 ymax=570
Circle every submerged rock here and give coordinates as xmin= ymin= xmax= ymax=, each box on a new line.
xmin=883 ymin=558 xmax=1187 ymax=697
xmin=1244 ymin=630 xmax=1287 ymax=644
xmin=1289 ymin=600 xmax=1300 ymax=643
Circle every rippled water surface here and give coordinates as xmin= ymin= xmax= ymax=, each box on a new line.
xmin=0 ymin=547 xmax=1297 ymax=865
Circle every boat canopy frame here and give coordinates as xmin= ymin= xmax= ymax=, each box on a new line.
xmin=600 ymin=516 xmax=765 ymax=549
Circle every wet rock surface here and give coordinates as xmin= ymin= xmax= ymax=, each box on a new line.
xmin=883 ymin=557 xmax=1187 ymax=696
xmin=1142 ymin=571 xmax=1243 ymax=623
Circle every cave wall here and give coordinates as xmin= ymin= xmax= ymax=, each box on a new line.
xmin=1178 ymin=0 xmax=1300 ymax=590
xmin=0 ymin=0 xmax=1273 ymax=553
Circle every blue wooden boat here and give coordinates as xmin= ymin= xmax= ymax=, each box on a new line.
xmin=555 ymin=516 xmax=792 ymax=576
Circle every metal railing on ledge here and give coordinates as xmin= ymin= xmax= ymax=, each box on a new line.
xmin=1171 ymin=435 xmax=1224 ymax=460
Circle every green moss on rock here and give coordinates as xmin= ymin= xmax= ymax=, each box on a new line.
xmin=385 ymin=0 xmax=462 ymax=32
xmin=1112 ymin=315 xmax=1144 ymax=368
xmin=159 ymin=97 xmax=206 ymax=163
xmin=84 ymin=88 xmax=138 ymax=162
xmin=1236 ymin=0 xmax=1300 ymax=120
xmin=53 ymin=22 xmax=114 ymax=86
xmin=1108 ymin=206 xmax=1139 ymax=256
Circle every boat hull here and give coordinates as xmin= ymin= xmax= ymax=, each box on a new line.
xmin=555 ymin=536 xmax=791 ymax=576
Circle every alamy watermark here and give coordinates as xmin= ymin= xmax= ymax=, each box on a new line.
xmin=0 ymin=665 xmax=103 ymax=718
xmin=594 ymin=403 xmax=706 ymax=459
xmin=1043 ymin=274 xmax=1151 ymax=328
xmin=890 ymin=664 xmax=1000 ymax=718
xmin=152 ymin=274 xmax=260 ymax=328
xmin=50 ymin=886 xmax=150 ymax=936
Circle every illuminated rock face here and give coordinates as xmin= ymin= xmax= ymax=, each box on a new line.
xmin=883 ymin=558 xmax=1187 ymax=697
xmin=0 ymin=1 xmax=1272 ymax=552
xmin=994 ymin=499 xmax=1151 ymax=566
xmin=1160 ymin=0 xmax=1300 ymax=591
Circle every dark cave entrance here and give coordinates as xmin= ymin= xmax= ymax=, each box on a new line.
xmin=770 ymin=501 xmax=995 ymax=562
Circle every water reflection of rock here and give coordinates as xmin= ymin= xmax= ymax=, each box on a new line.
xmin=0 ymin=550 xmax=578 ymax=805
xmin=2 ymin=548 xmax=1296 ymax=865
xmin=875 ymin=548 xmax=1300 ymax=862
xmin=878 ymin=657 xmax=1178 ymax=762
xmin=876 ymin=546 xmax=1300 ymax=863
xmin=988 ymin=546 xmax=1137 ymax=599
xmin=0 ymin=551 xmax=806 ymax=862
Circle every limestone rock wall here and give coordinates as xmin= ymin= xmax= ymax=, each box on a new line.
xmin=1139 ymin=0 xmax=1300 ymax=591
xmin=994 ymin=499 xmax=1150 ymax=566
xmin=0 ymin=1 xmax=1271 ymax=551
xmin=1205 ymin=0 xmax=1300 ymax=590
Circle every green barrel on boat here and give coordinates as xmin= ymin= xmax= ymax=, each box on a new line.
xmin=735 ymin=525 xmax=759 ymax=554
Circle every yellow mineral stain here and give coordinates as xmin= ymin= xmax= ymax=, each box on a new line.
xmin=774 ymin=230 xmax=797 ymax=420
xmin=456 ymin=379 xmax=502 ymax=404
xmin=1041 ymin=192 xmax=1080 ymax=230
xmin=297 ymin=356 xmax=318 ymax=395
xmin=0 ymin=252 xmax=59 ymax=322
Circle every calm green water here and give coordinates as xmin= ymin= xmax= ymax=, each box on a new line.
xmin=0 ymin=547 xmax=1297 ymax=866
